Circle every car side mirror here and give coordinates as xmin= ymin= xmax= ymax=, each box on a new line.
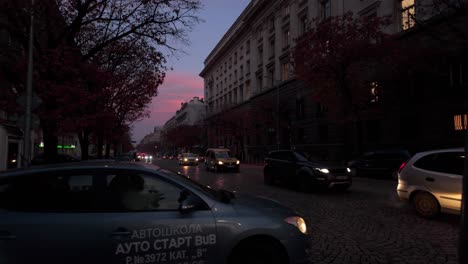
xmin=178 ymin=190 xmax=203 ymax=214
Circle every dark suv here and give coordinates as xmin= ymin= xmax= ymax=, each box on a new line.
xmin=264 ymin=150 xmax=352 ymax=191
xmin=347 ymin=149 xmax=411 ymax=179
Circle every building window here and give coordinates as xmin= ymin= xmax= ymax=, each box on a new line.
xmin=239 ymin=85 xmax=244 ymax=102
xmin=282 ymin=28 xmax=290 ymax=48
xmin=256 ymin=74 xmax=263 ymax=91
xmin=269 ymin=15 xmax=275 ymax=31
xmin=246 ymin=60 xmax=251 ymax=74
xmin=283 ymin=3 xmax=290 ymax=18
xmin=246 ymin=40 xmax=250 ymax=54
xmin=370 ymin=82 xmax=379 ymax=103
xmin=299 ymin=15 xmax=308 ymax=35
xmin=401 ymin=0 xmax=415 ymax=30
xmin=316 ymin=103 xmax=327 ymax=117
xmin=269 ymin=39 xmax=275 ymax=58
xmin=240 ymin=65 xmax=244 ymax=77
xmin=296 ymin=98 xmax=305 ymax=120
xmin=267 ymin=66 xmax=275 ymax=87
xmin=454 ymin=114 xmax=468 ymax=131
xmin=320 ymin=0 xmax=331 ymax=19
xmin=257 ymin=46 xmax=263 ymax=65
xmin=281 ymin=61 xmax=290 ymax=81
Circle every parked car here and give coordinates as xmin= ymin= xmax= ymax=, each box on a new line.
xmin=178 ymin=153 xmax=199 ymax=165
xmin=31 ymin=153 xmax=81 ymax=166
xmin=264 ymin=150 xmax=352 ymax=191
xmin=347 ymin=149 xmax=411 ymax=179
xmin=205 ymin=148 xmax=240 ymax=172
xmin=397 ymin=148 xmax=464 ymax=218
xmin=0 ymin=161 xmax=309 ymax=264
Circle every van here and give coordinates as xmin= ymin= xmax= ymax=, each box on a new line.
xmin=205 ymin=148 xmax=240 ymax=172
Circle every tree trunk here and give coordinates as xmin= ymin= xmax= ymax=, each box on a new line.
xmin=78 ymin=130 xmax=90 ymax=160
xmin=41 ymin=121 xmax=58 ymax=164
xmin=97 ymin=133 xmax=104 ymax=159
xmin=105 ymin=142 xmax=111 ymax=158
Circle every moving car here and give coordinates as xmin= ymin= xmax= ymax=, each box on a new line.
xmin=0 ymin=161 xmax=309 ymax=264
xmin=178 ymin=153 xmax=199 ymax=165
xmin=205 ymin=148 xmax=240 ymax=172
xmin=347 ymin=149 xmax=411 ymax=179
xmin=264 ymin=150 xmax=352 ymax=191
xmin=397 ymin=148 xmax=464 ymax=218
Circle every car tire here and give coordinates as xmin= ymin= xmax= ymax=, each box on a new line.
xmin=229 ymin=239 xmax=286 ymax=264
xmin=412 ymin=192 xmax=440 ymax=218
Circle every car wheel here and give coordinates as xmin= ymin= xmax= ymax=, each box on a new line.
xmin=412 ymin=192 xmax=440 ymax=218
xmin=229 ymin=239 xmax=286 ymax=264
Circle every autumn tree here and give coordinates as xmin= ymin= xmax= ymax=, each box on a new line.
xmin=0 ymin=0 xmax=202 ymax=162
xmin=294 ymin=12 xmax=395 ymax=152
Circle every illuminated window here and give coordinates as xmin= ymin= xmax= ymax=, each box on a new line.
xmin=401 ymin=0 xmax=415 ymax=30
xmin=454 ymin=114 xmax=468 ymax=131
xmin=370 ymin=82 xmax=379 ymax=103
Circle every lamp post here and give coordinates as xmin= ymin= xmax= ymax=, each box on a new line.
xmin=23 ymin=0 xmax=34 ymax=167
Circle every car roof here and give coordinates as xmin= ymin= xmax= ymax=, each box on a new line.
xmin=206 ymin=148 xmax=230 ymax=151
xmin=0 ymin=160 xmax=161 ymax=179
xmin=414 ymin=148 xmax=464 ymax=156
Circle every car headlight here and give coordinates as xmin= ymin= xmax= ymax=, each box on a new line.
xmin=184 ymin=158 xmax=188 ymax=161
xmin=218 ymin=161 xmax=223 ymax=165
xmin=195 ymin=158 xmax=199 ymax=161
xmin=145 ymin=156 xmax=148 ymax=159
xmin=137 ymin=156 xmax=141 ymax=159
xmin=149 ymin=156 xmax=152 ymax=159
xmin=347 ymin=168 xmax=351 ymax=173
xmin=285 ymin=216 xmax=307 ymax=234
xmin=236 ymin=160 xmax=240 ymax=164
xmin=315 ymin=168 xmax=330 ymax=174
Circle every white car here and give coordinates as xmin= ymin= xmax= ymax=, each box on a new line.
xmin=397 ymin=148 xmax=465 ymax=217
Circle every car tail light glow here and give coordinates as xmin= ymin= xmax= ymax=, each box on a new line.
xmin=398 ymin=161 xmax=408 ymax=174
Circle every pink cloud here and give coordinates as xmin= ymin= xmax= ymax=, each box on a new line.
xmin=132 ymin=71 xmax=204 ymax=141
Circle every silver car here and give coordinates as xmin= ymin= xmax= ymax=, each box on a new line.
xmin=397 ymin=148 xmax=465 ymax=217
xmin=0 ymin=161 xmax=309 ymax=264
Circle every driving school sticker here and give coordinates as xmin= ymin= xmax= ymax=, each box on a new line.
xmin=115 ymin=225 xmax=216 ymax=264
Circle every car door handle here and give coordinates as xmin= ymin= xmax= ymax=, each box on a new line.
xmin=110 ymin=228 xmax=132 ymax=238
xmin=425 ymin=177 xmax=435 ymax=182
xmin=0 ymin=231 xmax=16 ymax=240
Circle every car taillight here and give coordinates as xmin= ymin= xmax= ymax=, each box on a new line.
xmin=398 ymin=161 xmax=408 ymax=174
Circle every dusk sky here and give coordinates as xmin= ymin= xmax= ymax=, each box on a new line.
xmin=132 ymin=0 xmax=251 ymax=142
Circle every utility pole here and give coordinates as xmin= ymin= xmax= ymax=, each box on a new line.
xmin=461 ymin=117 xmax=468 ymax=264
xmin=23 ymin=0 xmax=34 ymax=167
xmin=276 ymin=83 xmax=280 ymax=150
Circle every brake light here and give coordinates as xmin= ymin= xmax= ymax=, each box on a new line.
xmin=398 ymin=161 xmax=408 ymax=174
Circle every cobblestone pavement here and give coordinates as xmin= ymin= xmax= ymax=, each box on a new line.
xmin=154 ymin=160 xmax=460 ymax=264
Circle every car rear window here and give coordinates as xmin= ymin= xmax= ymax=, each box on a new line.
xmin=414 ymin=151 xmax=465 ymax=175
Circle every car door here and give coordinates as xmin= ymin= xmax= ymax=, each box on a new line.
xmin=100 ymin=169 xmax=218 ymax=264
xmin=413 ymin=152 xmax=464 ymax=210
xmin=276 ymin=151 xmax=296 ymax=183
xmin=0 ymin=170 xmax=108 ymax=264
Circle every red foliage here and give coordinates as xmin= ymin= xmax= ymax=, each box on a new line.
xmin=294 ymin=12 xmax=395 ymax=120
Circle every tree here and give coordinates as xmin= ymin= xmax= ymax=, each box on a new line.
xmin=294 ymin=12 xmax=395 ymax=153
xmin=0 ymin=0 xmax=202 ymax=162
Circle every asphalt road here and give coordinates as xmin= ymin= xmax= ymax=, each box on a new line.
xmin=152 ymin=159 xmax=460 ymax=264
